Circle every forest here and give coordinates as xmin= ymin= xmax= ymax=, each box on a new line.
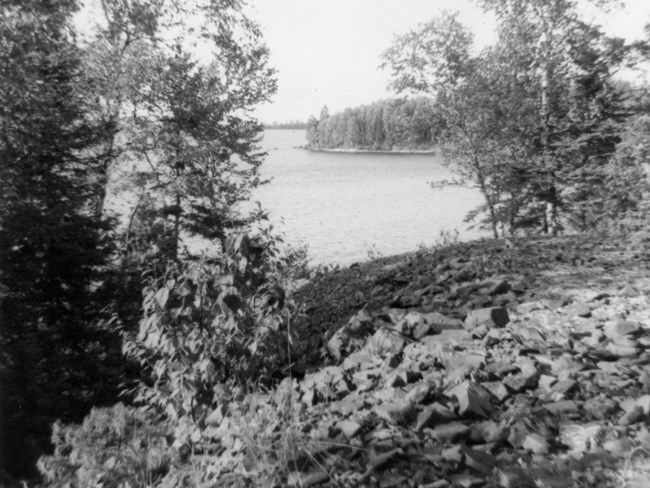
xmin=305 ymin=97 xmax=440 ymax=151
xmin=2 ymin=0 xmax=650 ymax=486
xmin=310 ymin=5 xmax=650 ymax=239
xmin=264 ymin=120 xmax=308 ymax=130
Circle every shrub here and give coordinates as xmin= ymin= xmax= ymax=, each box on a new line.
xmin=160 ymin=379 xmax=333 ymax=488
xmin=122 ymin=233 xmax=295 ymax=423
xmin=37 ymin=403 xmax=175 ymax=488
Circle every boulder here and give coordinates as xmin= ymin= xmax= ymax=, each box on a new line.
xmin=478 ymin=279 xmax=511 ymax=295
xmin=327 ymin=309 xmax=375 ymax=359
xmin=366 ymin=328 xmax=407 ymax=356
xmin=416 ymin=402 xmax=456 ymax=431
xmin=447 ymin=381 xmax=495 ymax=418
xmin=522 ymin=433 xmax=549 ymax=454
xmin=462 ymin=447 xmax=496 ymax=474
xmin=336 ymin=420 xmax=362 ymax=438
xmin=423 ymin=311 xmax=463 ymax=332
xmin=603 ymin=320 xmax=642 ymax=340
xmin=559 ymin=421 xmax=605 ymax=454
xmin=464 ymin=307 xmax=510 ymax=330
xmin=498 ymin=469 xmax=536 ymax=488
xmin=562 ymin=302 xmax=592 ymax=318
xmin=471 ymin=420 xmax=508 ymax=444
xmin=301 ymin=366 xmax=349 ymax=403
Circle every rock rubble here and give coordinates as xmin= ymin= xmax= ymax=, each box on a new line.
xmin=200 ymin=236 xmax=650 ymax=487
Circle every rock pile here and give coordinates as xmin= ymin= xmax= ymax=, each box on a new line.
xmin=201 ymin=236 xmax=650 ymax=487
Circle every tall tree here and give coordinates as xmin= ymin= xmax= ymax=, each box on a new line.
xmin=79 ymin=0 xmax=277 ymax=258
xmin=382 ymin=11 xmax=506 ymax=236
xmin=477 ymin=0 xmax=630 ymax=234
xmin=0 ymin=0 xmax=118 ymax=478
xmin=382 ymin=3 xmax=635 ymax=236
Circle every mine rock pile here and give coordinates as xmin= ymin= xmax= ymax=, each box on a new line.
xmin=283 ymin=284 xmax=650 ymax=487
xmin=202 ymin=238 xmax=650 ymax=487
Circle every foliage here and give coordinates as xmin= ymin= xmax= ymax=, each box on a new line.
xmin=598 ymin=114 xmax=650 ymax=231
xmin=80 ymin=0 xmax=277 ymax=260
xmin=0 ymin=0 xmax=122 ymax=478
xmin=264 ymin=120 xmax=308 ymax=130
xmin=305 ymin=97 xmax=441 ymax=150
xmin=382 ymin=2 xmax=646 ymax=237
xmin=382 ymin=10 xmax=474 ymax=94
xmin=164 ymin=379 xmax=324 ymax=487
xmin=123 ymin=232 xmax=294 ymax=423
xmin=37 ymin=383 xmax=322 ymax=488
xmin=37 ymin=403 xmax=176 ymax=488
xmin=1 ymin=0 xmax=280 ymax=481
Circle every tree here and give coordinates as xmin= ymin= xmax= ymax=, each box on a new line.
xmin=382 ymin=3 xmax=637 ymax=236
xmin=599 ymin=114 xmax=650 ymax=230
xmin=0 ymin=0 xmax=278 ymax=479
xmin=0 ymin=0 xmax=119 ymax=478
xmin=304 ymin=98 xmax=441 ymax=151
xmin=306 ymin=115 xmax=320 ymax=147
xmin=476 ymin=0 xmax=630 ymax=234
xmin=79 ymin=0 xmax=164 ymax=220
xmin=79 ymin=0 xmax=277 ymax=259
xmin=382 ymin=11 xmax=506 ymax=236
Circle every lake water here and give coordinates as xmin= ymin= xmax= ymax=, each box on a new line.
xmin=253 ymin=130 xmax=485 ymax=266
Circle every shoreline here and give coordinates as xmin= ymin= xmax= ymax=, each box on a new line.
xmin=301 ymin=145 xmax=439 ymax=155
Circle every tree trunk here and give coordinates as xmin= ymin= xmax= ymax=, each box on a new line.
xmin=540 ymin=57 xmax=559 ymax=236
xmin=462 ymin=127 xmax=499 ymax=239
xmin=124 ymin=188 xmax=145 ymax=254
xmin=173 ymin=192 xmax=180 ymax=260
xmin=94 ymin=178 xmax=107 ymax=219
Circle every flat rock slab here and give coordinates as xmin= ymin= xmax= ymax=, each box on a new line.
xmin=336 ymin=419 xmax=363 ymax=438
xmin=423 ymin=311 xmax=464 ymax=332
xmin=562 ymin=302 xmax=592 ymax=318
xmin=426 ymin=421 xmax=471 ymax=442
xmin=416 ymin=402 xmax=456 ymax=431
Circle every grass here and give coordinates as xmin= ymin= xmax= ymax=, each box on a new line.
xmin=616 ymin=447 xmax=650 ymax=488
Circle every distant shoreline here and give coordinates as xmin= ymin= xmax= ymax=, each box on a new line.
xmin=302 ymin=146 xmax=439 ymax=155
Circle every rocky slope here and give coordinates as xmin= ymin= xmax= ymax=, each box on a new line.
xmin=198 ymin=234 xmax=650 ymax=487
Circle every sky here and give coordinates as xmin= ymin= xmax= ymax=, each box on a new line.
xmin=246 ymin=0 xmax=650 ymax=124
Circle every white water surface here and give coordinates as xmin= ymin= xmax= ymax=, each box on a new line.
xmin=253 ymin=130 xmax=485 ymax=265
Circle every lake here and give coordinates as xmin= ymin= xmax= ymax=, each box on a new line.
xmin=253 ymin=130 xmax=485 ymax=266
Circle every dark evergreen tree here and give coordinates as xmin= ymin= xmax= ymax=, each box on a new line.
xmin=0 ymin=0 xmax=120 ymax=478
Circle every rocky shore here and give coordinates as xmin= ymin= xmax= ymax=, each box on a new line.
xmin=195 ymin=234 xmax=650 ymax=487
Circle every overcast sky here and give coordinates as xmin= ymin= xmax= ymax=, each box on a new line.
xmin=247 ymin=0 xmax=650 ymax=124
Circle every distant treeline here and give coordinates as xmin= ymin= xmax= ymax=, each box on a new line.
xmin=306 ymin=97 xmax=440 ymax=150
xmin=264 ymin=120 xmax=308 ymax=130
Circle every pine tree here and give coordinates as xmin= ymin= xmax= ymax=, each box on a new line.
xmin=0 ymin=0 xmax=119 ymax=478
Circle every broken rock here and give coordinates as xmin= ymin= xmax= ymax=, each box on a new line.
xmin=522 ymin=433 xmax=549 ymax=454
xmin=426 ymin=421 xmax=471 ymax=443
xmin=447 ymin=381 xmax=495 ymax=418
xmin=366 ymin=327 xmax=407 ymax=356
xmin=464 ymin=307 xmax=510 ymax=330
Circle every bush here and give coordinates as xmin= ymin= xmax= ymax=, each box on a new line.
xmin=122 ymin=233 xmax=295 ymax=423
xmin=161 ymin=378 xmax=328 ymax=488
xmin=37 ymin=403 xmax=175 ymax=488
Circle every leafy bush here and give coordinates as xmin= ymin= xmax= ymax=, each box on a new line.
xmin=123 ymin=233 xmax=295 ymax=423
xmin=37 ymin=403 xmax=175 ymax=488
